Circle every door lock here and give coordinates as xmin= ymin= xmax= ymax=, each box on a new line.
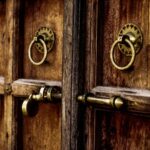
xmin=77 ymin=93 xmax=124 ymax=110
xmin=28 ymin=27 xmax=55 ymax=65
xmin=22 ymin=87 xmax=126 ymax=117
xmin=22 ymin=86 xmax=61 ymax=116
xmin=110 ymin=23 xmax=143 ymax=70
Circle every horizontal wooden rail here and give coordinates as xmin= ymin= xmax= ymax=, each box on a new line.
xmin=92 ymin=86 xmax=150 ymax=115
xmin=12 ymin=79 xmax=61 ymax=97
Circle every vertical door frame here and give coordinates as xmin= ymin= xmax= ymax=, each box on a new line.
xmin=62 ymin=0 xmax=86 ymax=149
xmin=4 ymin=0 xmax=21 ymax=149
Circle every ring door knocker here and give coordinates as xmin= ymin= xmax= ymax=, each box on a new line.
xmin=110 ymin=23 xmax=143 ymax=70
xmin=28 ymin=27 xmax=55 ymax=65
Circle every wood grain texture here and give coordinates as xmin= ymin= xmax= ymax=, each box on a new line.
xmin=4 ymin=0 xmax=21 ymax=149
xmin=23 ymin=0 xmax=63 ymax=81
xmin=0 ymin=3 xmax=6 ymax=147
xmin=23 ymin=103 xmax=61 ymax=150
xmin=62 ymin=0 xmax=86 ymax=149
xmin=19 ymin=0 xmax=63 ymax=149
xmin=84 ymin=0 xmax=101 ymax=149
xmin=12 ymin=79 xmax=61 ymax=97
xmin=92 ymin=86 xmax=150 ymax=114
xmin=0 ymin=1 xmax=5 ymax=76
xmin=85 ymin=0 xmax=150 ymax=149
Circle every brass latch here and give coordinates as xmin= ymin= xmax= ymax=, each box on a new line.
xmin=22 ymin=86 xmax=61 ymax=116
xmin=77 ymin=93 xmax=124 ymax=110
xmin=22 ymin=87 xmax=125 ymax=117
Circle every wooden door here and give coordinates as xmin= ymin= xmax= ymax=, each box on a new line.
xmin=55 ymin=0 xmax=150 ymax=149
xmin=83 ymin=0 xmax=150 ymax=149
xmin=0 ymin=0 xmax=63 ymax=149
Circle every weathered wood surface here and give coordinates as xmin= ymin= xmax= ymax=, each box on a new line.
xmin=0 ymin=1 xmax=6 ymax=149
xmin=23 ymin=0 xmax=63 ymax=81
xmin=21 ymin=0 xmax=63 ymax=149
xmin=92 ymin=86 xmax=150 ymax=114
xmin=12 ymin=79 xmax=61 ymax=97
xmin=84 ymin=0 xmax=102 ymax=149
xmin=62 ymin=0 xmax=86 ymax=149
xmin=4 ymin=0 xmax=21 ymax=149
xmin=85 ymin=0 xmax=150 ymax=149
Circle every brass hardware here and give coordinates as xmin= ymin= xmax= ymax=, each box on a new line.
xmin=110 ymin=23 xmax=143 ymax=70
xmin=22 ymin=86 xmax=61 ymax=116
xmin=28 ymin=27 xmax=55 ymax=65
xmin=77 ymin=93 xmax=124 ymax=110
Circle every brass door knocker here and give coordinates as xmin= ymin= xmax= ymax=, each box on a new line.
xmin=28 ymin=27 xmax=55 ymax=65
xmin=110 ymin=23 xmax=143 ymax=70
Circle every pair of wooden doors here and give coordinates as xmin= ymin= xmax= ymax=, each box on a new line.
xmin=0 ymin=0 xmax=150 ymax=150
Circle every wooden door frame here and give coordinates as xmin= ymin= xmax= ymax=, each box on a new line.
xmin=62 ymin=0 xmax=87 ymax=149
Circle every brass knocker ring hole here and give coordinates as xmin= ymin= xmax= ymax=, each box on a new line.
xmin=28 ymin=38 xmax=48 ymax=66
xmin=110 ymin=38 xmax=136 ymax=70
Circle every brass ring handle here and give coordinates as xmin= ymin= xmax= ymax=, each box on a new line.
xmin=28 ymin=37 xmax=48 ymax=65
xmin=110 ymin=38 xmax=136 ymax=70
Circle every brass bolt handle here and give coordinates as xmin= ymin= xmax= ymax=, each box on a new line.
xmin=22 ymin=86 xmax=61 ymax=117
xmin=110 ymin=37 xmax=136 ymax=70
xmin=77 ymin=93 xmax=125 ymax=110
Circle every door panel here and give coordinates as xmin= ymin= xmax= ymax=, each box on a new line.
xmin=0 ymin=0 xmax=63 ymax=149
xmin=84 ymin=0 xmax=150 ymax=149
xmin=102 ymin=0 xmax=148 ymax=88
xmin=20 ymin=0 xmax=63 ymax=149
xmin=23 ymin=103 xmax=61 ymax=150
xmin=23 ymin=0 xmax=63 ymax=80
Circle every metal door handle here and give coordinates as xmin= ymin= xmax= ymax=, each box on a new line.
xmin=22 ymin=86 xmax=61 ymax=116
xmin=77 ymin=93 xmax=124 ymax=109
xmin=22 ymin=86 xmax=150 ymax=116
xmin=110 ymin=23 xmax=143 ymax=70
xmin=28 ymin=27 xmax=55 ymax=65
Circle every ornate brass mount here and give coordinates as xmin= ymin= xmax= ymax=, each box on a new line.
xmin=28 ymin=27 xmax=55 ymax=65
xmin=110 ymin=23 xmax=143 ymax=70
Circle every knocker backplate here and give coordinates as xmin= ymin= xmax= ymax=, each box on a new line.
xmin=35 ymin=27 xmax=55 ymax=53
xmin=118 ymin=23 xmax=143 ymax=56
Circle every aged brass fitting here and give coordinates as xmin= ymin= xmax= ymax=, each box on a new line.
xmin=110 ymin=23 xmax=143 ymax=70
xmin=77 ymin=94 xmax=124 ymax=110
xmin=22 ymin=86 xmax=61 ymax=116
